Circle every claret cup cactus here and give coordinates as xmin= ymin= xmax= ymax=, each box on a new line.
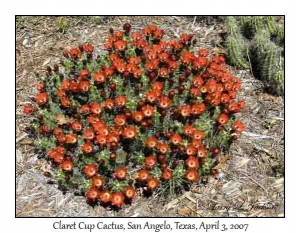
xmin=23 ymin=23 xmax=245 ymax=208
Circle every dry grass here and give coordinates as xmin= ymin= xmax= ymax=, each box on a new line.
xmin=16 ymin=16 xmax=284 ymax=217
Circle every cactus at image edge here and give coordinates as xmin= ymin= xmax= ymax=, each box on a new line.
xmin=226 ymin=16 xmax=249 ymax=69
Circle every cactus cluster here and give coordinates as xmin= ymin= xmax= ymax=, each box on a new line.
xmin=23 ymin=24 xmax=246 ymax=209
xmin=225 ymin=16 xmax=284 ymax=96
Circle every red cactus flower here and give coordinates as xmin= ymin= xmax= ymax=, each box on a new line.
xmin=104 ymin=99 xmax=114 ymax=110
xmin=57 ymin=89 xmax=66 ymax=99
xmin=186 ymin=145 xmax=197 ymax=156
xmin=92 ymin=176 xmax=105 ymax=189
xmin=137 ymin=169 xmax=150 ymax=182
xmin=93 ymin=71 xmax=106 ymax=84
xmin=99 ymin=190 xmax=111 ymax=203
xmin=69 ymin=48 xmax=81 ymax=59
xmin=145 ymin=90 xmax=158 ymax=103
xmin=107 ymin=132 xmax=120 ymax=144
xmin=53 ymin=152 xmax=64 ymax=163
xmin=145 ymin=155 xmax=157 ymax=169
xmin=89 ymin=103 xmax=102 ymax=115
xmin=141 ymin=105 xmax=155 ymax=117
xmin=87 ymin=187 xmax=99 ymax=201
xmin=217 ymin=113 xmax=229 ymax=125
xmin=197 ymin=147 xmax=208 ymax=158
xmin=53 ymin=127 xmax=63 ymax=137
xmin=60 ymin=97 xmax=71 ymax=108
xmin=133 ymin=68 xmax=142 ymax=79
xmin=23 ymin=104 xmax=34 ymax=115
xmin=132 ymin=111 xmax=144 ymax=123
xmin=94 ymin=124 xmax=109 ymax=136
xmin=114 ymin=114 xmax=126 ymax=126
xmin=84 ymin=164 xmax=98 ymax=178
xmin=156 ymin=143 xmax=169 ymax=154
xmin=161 ymin=169 xmax=173 ymax=181
xmin=114 ymin=40 xmax=127 ymax=51
xmin=79 ymin=69 xmax=89 ymax=79
xmin=104 ymin=41 xmax=113 ymax=50
xmin=153 ymin=29 xmax=164 ymax=40
xmin=71 ymin=121 xmax=82 ymax=132
xmin=36 ymin=82 xmax=45 ymax=92
xmin=83 ymin=128 xmax=95 ymax=140
xmin=66 ymin=133 xmax=77 ymax=144
xmin=185 ymin=156 xmax=199 ymax=169
xmin=183 ymin=125 xmax=195 ymax=136
xmin=190 ymin=87 xmax=201 ymax=97
xmin=96 ymin=134 xmax=107 ymax=145
xmin=232 ymin=120 xmax=245 ymax=133
xmin=158 ymin=96 xmax=172 ymax=109
xmin=158 ymin=67 xmax=169 ymax=78
xmin=145 ymin=137 xmax=158 ymax=149
xmin=69 ymin=81 xmax=80 ymax=93
xmin=115 ymin=96 xmax=127 ymax=108
xmin=131 ymin=32 xmax=142 ymax=41
xmin=115 ymin=167 xmax=127 ymax=180
xmin=198 ymin=48 xmax=209 ymax=57
xmin=56 ymin=146 xmax=66 ymax=154
xmin=83 ymin=43 xmax=94 ymax=55
xmin=82 ymin=143 xmax=93 ymax=154
xmin=167 ymin=60 xmax=179 ymax=71
xmin=48 ymin=148 xmax=57 ymax=159
xmin=128 ymin=57 xmax=141 ymax=65
xmin=114 ymin=31 xmax=124 ymax=39
xmin=122 ymin=126 xmax=138 ymax=139
xmin=57 ymin=134 xmax=66 ymax=144
xmin=184 ymin=169 xmax=199 ymax=182
xmin=79 ymin=80 xmax=91 ymax=93
xmin=124 ymin=186 xmax=135 ymax=199
xmin=111 ymin=192 xmax=125 ymax=208
xmin=61 ymin=79 xmax=70 ymax=91
xmin=192 ymin=76 xmax=204 ymax=88
xmin=61 ymin=160 xmax=73 ymax=172
xmin=147 ymin=177 xmax=159 ymax=191
xmin=180 ymin=105 xmax=191 ymax=117
xmin=36 ymin=93 xmax=48 ymax=105
xmin=220 ymin=93 xmax=230 ymax=104
xmin=238 ymin=100 xmax=246 ymax=110
xmin=170 ymin=134 xmax=182 ymax=145
xmin=193 ymin=130 xmax=205 ymax=141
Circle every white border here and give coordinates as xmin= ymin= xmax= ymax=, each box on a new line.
xmin=2 ymin=0 xmax=299 ymax=232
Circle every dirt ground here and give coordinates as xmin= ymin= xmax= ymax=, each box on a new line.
xmin=16 ymin=16 xmax=284 ymax=217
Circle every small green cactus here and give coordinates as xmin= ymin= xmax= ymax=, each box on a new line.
xmin=275 ymin=24 xmax=284 ymax=46
xmin=225 ymin=16 xmax=284 ymax=96
xmin=265 ymin=16 xmax=277 ymax=35
xmin=226 ymin=36 xmax=249 ymax=69
xmin=226 ymin=16 xmax=241 ymax=38
xmin=226 ymin=17 xmax=249 ymax=69
xmin=258 ymin=42 xmax=284 ymax=95
xmin=240 ymin=16 xmax=264 ymax=39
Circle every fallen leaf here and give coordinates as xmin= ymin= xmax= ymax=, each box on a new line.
xmin=213 ymin=162 xmax=226 ymax=170
xmin=20 ymin=138 xmax=34 ymax=145
xmin=56 ymin=114 xmax=71 ymax=125
xmin=178 ymin=206 xmax=192 ymax=216
xmin=213 ymin=47 xmax=226 ymax=56
xmin=42 ymin=58 xmax=51 ymax=67
xmin=213 ymin=154 xmax=232 ymax=169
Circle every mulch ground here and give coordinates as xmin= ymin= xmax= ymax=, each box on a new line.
xmin=16 ymin=16 xmax=284 ymax=217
